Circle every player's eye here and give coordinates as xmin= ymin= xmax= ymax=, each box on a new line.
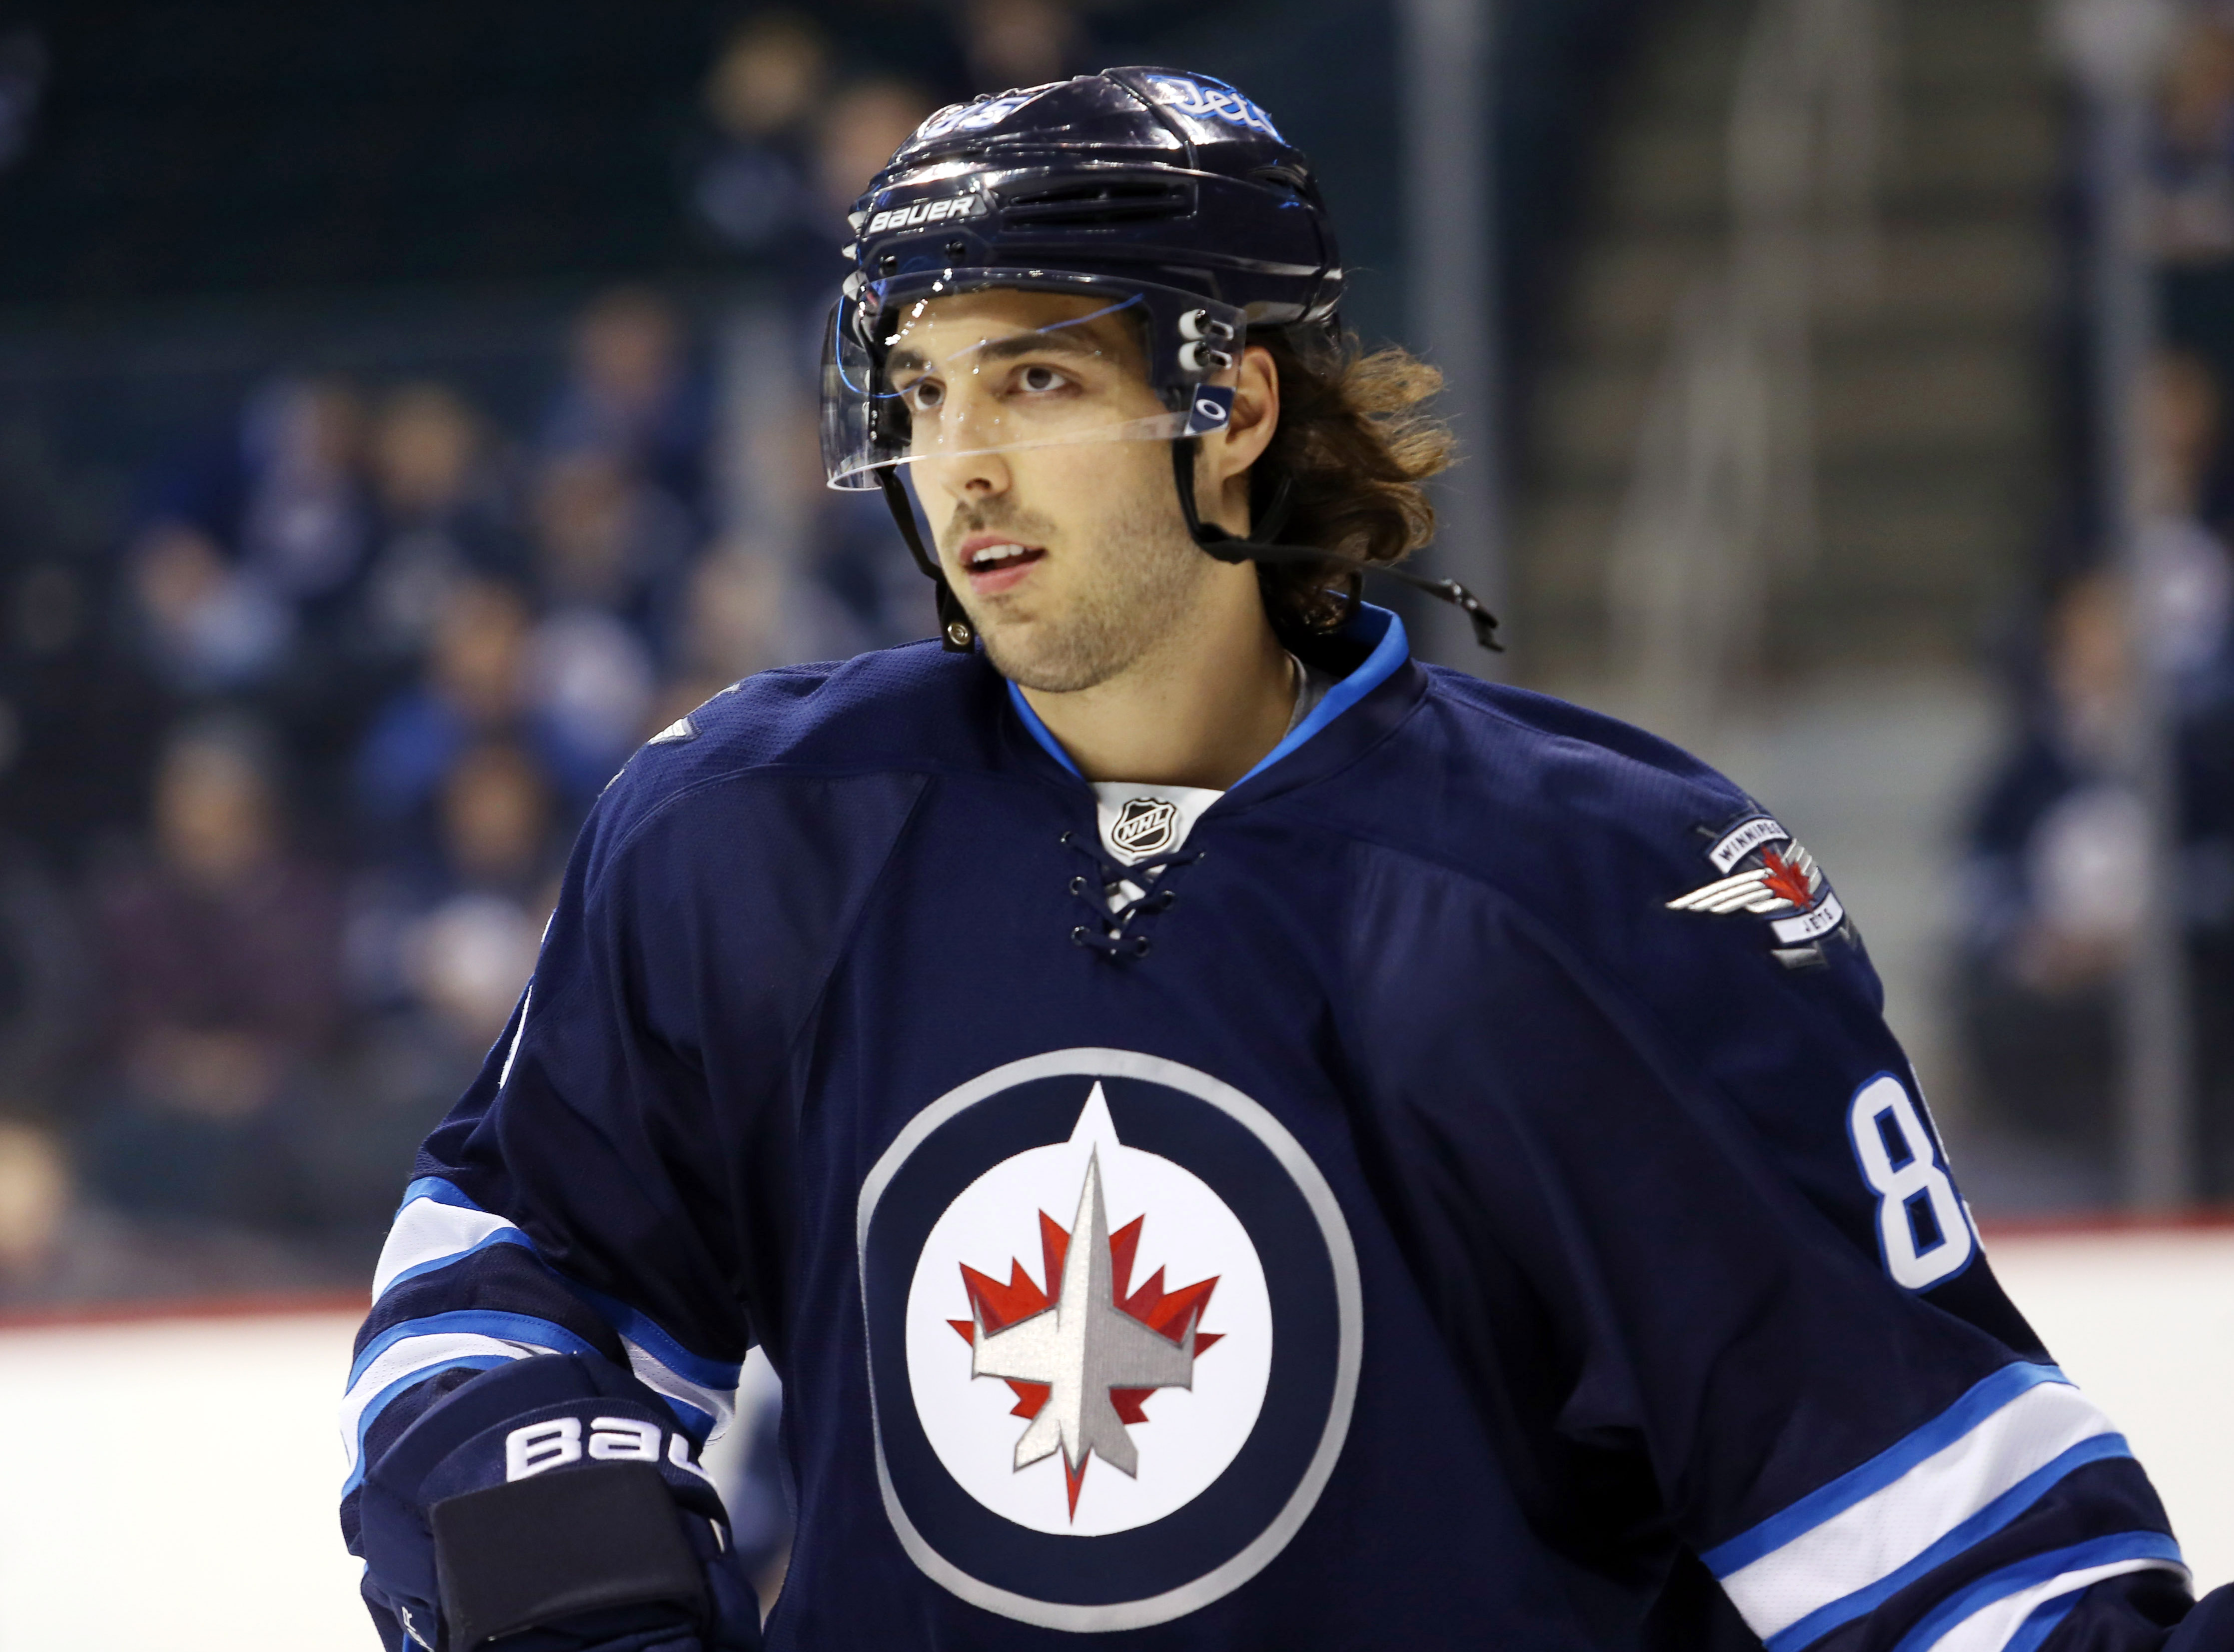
xmin=902 ymin=378 xmax=944 ymax=412
xmin=1015 ymin=364 xmax=1069 ymax=394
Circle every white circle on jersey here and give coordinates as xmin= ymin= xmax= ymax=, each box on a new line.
xmin=903 ymin=1081 xmax=1273 ymax=1537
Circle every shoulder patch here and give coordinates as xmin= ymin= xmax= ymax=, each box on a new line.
xmin=1668 ymin=815 xmax=1849 ymax=967
xmin=647 ymin=716 xmax=697 ymax=746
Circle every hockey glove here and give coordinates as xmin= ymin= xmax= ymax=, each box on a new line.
xmin=357 ymin=1353 xmax=762 ymax=1652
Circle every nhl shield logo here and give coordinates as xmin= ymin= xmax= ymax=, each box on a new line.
xmin=857 ymin=1049 xmax=1362 ymax=1631
xmin=1109 ymin=797 xmax=1181 ymax=858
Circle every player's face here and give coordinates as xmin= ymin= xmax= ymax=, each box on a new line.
xmin=889 ymin=288 xmax=1217 ymax=694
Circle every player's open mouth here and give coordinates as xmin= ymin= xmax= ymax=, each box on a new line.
xmin=959 ymin=538 xmax=1047 ymax=593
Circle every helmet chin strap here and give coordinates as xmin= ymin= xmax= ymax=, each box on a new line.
xmin=1168 ymin=439 xmax=1502 ymax=652
xmin=878 ymin=469 xmax=978 ymax=653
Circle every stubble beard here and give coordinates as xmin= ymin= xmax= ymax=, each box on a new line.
xmin=954 ymin=490 xmax=1209 ymax=694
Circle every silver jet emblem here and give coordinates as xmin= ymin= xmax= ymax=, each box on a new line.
xmin=970 ymin=1148 xmax=1199 ymax=1481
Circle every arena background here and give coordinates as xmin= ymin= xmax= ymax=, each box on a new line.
xmin=0 ymin=0 xmax=2230 ymax=1643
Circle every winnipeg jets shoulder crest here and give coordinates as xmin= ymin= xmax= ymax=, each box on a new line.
xmin=1667 ymin=814 xmax=1850 ymax=966
xmin=856 ymin=1049 xmax=1361 ymax=1632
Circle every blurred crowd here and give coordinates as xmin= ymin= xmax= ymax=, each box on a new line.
xmin=1954 ymin=1 xmax=2234 ymax=1196
xmin=0 ymin=1 xmax=1129 ymax=1310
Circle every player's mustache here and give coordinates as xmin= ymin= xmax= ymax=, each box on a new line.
xmin=942 ymin=503 xmax=1057 ymax=550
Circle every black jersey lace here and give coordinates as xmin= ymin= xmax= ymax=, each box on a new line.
xmin=1060 ymin=830 xmax=1203 ymax=960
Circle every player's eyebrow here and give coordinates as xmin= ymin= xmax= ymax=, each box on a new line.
xmin=967 ymin=327 xmax=1107 ymax=366
xmin=887 ymin=321 xmax=1121 ymax=381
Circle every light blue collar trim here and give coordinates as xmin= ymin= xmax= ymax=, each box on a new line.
xmin=1231 ymin=605 xmax=1407 ymax=789
xmin=1007 ymin=680 xmax=1083 ymax=777
xmin=1002 ymin=604 xmax=1410 ymax=789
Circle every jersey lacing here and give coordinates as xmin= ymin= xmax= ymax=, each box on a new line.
xmin=1060 ymin=830 xmax=1202 ymax=960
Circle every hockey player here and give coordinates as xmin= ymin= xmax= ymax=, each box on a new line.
xmin=343 ymin=67 xmax=2232 ymax=1652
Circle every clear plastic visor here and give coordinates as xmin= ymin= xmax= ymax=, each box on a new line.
xmin=821 ymin=285 xmax=1208 ymax=490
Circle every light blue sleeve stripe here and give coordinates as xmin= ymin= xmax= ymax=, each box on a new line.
xmin=1760 ymin=1435 xmax=2136 ymax=1652
xmin=1705 ymin=1363 xmax=2072 ymax=1577
xmin=371 ymin=1178 xmax=743 ymax=1399
xmin=340 ymin=1354 xmax=515 ymax=1498
xmin=568 ymin=1278 xmax=743 ymax=1393
xmin=1003 ymin=603 xmax=1411 ymax=791
xmin=1888 ymin=1531 xmax=2186 ymax=1652
xmin=347 ymin=1310 xmax=607 ymax=1388
xmin=397 ymin=1175 xmax=480 ymax=1214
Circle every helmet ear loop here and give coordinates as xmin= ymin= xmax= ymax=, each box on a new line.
xmin=879 ymin=469 xmax=977 ymax=652
xmin=1166 ymin=435 xmax=1502 ymax=652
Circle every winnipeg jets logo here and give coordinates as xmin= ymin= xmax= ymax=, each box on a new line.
xmin=955 ymin=1143 xmax=1219 ymax=1517
xmin=1667 ymin=816 xmax=1847 ymax=953
xmin=858 ymin=1049 xmax=1360 ymax=1630
xmin=1109 ymin=797 xmax=1181 ymax=857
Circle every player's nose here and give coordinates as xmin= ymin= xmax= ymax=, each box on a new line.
xmin=916 ymin=436 xmax=1012 ymax=507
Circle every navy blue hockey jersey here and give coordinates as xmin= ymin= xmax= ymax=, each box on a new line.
xmin=344 ymin=606 xmax=2213 ymax=1651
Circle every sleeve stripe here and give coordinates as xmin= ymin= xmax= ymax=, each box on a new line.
xmin=371 ymin=1192 xmax=532 ymax=1301
xmin=346 ymin=1309 xmax=605 ymax=1389
xmin=1711 ymin=1369 xmax=2122 ymax=1644
xmin=340 ymin=1354 xmax=518 ymax=1500
xmin=355 ymin=1179 xmax=744 ymax=1441
xmin=1893 ymin=1533 xmax=2187 ymax=1652
xmin=1706 ymin=1363 xmax=2071 ymax=1575
xmin=568 ymin=1276 xmax=744 ymax=1396
xmin=338 ymin=1324 xmax=600 ymax=1488
xmin=1753 ymin=1435 xmax=2135 ymax=1652
xmin=620 ymin=1338 xmax=729 ymax=1440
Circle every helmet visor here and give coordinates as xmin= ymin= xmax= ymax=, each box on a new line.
xmin=819 ymin=274 xmax=1242 ymax=490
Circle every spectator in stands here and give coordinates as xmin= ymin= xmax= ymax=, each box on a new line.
xmin=2137 ymin=351 xmax=2234 ymax=705
xmin=78 ymin=717 xmax=342 ymax=1230
xmin=691 ymin=13 xmax=830 ymax=260
xmin=0 ymin=1118 xmax=68 ymax=1299
xmin=355 ymin=576 xmax=536 ymax=831
xmin=541 ymin=287 xmax=713 ymax=525
xmin=126 ymin=375 xmax=374 ymax=714
xmin=525 ymin=453 xmax=673 ymax=790
xmin=2151 ymin=6 xmax=2234 ymax=265
xmin=813 ymin=78 xmax=937 ymax=224
xmin=329 ymin=736 xmax=562 ymax=1246
xmin=649 ymin=549 xmax=789 ymax=732
xmin=401 ymin=741 xmax=556 ymax=1049
xmin=1959 ymin=351 xmax=2234 ymax=1188
xmin=126 ymin=518 xmax=286 ymax=696
xmin=799 ymin=77 xmax=944 ymax=649
xmin=961 ymin=0 xmax=1084 ymax=92
xmin=360 ymin=381 xmax=526 ymax=663
xmin=357 ymin=559 xmax=649 ymax=835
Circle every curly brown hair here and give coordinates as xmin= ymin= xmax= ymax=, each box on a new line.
xmin=1242 ymin=328 xmax=1455 ymax=642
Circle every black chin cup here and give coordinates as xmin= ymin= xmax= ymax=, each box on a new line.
xmin=1167 ymin=439 xmax=1502 ymax=652
xmin=879 ymin=470 xmax=976 ymax=652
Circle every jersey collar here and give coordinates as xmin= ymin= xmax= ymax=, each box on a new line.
xmin=1001 ymin=603 xmax=1419 ymax=799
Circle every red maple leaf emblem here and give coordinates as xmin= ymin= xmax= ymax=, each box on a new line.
xmin=949 ymin=1210 xmax=1221 ymax=1513
xmin=1758 ymin=844 xmax=1817 ymax=910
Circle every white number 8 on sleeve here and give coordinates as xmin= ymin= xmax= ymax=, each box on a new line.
xmin=1846 ymin=1073 xmax=1975 ymax=1290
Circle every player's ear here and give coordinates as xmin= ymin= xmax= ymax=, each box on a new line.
xmin=1211 ymin=345 xmax=1279 ymax=482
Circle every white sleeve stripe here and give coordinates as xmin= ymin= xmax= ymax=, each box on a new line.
xmin=337 ymin=1333 xmax=543 ymax=1472
xmin=497 ymin=984 xmax=531 ymax=1089
xmin=371 ymin=1197 xmax=521 ymax=1301
xmin=621 ymin=1336 xmax=736 ymax=1439
xmin=1930 ymin=1557 xmax=2187 ymax=1652
xmin=1724 ymin=1382 xmax=2118 ymax=1639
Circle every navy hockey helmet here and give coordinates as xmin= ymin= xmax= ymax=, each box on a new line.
xmin=823 ymin=67 xmax=1498 ymax=654
xmin=822 ymin=67 xmax=1342 ymax=492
